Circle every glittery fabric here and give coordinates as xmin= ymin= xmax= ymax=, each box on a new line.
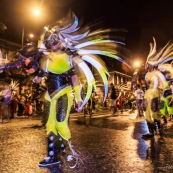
xmin=47 ymin=73 xmax=70 ymax=99
xmin=56 ymin=94 xmax=68 ymax=122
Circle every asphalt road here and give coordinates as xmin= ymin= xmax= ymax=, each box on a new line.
xmin=0 ymin=110 xmax=173 ymax=173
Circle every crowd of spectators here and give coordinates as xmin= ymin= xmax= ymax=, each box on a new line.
xmin=3 ymin=80 xmax=172 ymax=126
xmin=9 ymin=89 xmax=43 ymax=118
xmin=80 ymin=82 xmax=139 ymax=116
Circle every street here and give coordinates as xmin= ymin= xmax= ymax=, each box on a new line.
xmin=0 ymin=110 xmax=173 ymax=173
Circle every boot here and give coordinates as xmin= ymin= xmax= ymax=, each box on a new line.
xmin=58 ymin=136 xmax=66 ymax=155
xmin=38 ymin=132 xmax=61 ymax=167
xmin=112 ymin=106 xmax=117 ymax=115
xmin=142 ymin=122 xmax=155 ymax=138
xmin=161 ymin=116 xmax=167 ymax=124
xmin=154 ymin=119 xmax=163 ymax=136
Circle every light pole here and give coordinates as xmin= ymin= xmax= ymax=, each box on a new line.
xmin=22 ymin=27 xmax=25 ymax=48
xmin=21 ymin=8 xmax=40 ymax=48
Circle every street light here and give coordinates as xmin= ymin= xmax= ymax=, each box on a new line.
xmin=21 ymin=8 xmax=41 ymax=48
xmin=33 ymin=9 xmax=40 ymax=16
xmin=133 ymin=60 xmax=141 ymax=76
xmin=29 ymin=33 xmax=34 ymax=38
xmin=134 ymin=61 xmax=141 ymax=68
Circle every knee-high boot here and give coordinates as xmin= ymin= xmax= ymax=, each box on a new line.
xmin=148 ymin=122 xmax=156 ymax=134
xmin=142 ymin=122 xmax=155 ymax=138
xmin=38 ymin=132 xmax=61 ymax=167
xmin=154 ymin=119 xmax=163 ymax=136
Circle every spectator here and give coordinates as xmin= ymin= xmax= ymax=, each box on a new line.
xmin=17 ymin=95 xmax=25 ymax=116
xmin=109 ymin=83 xmax=119 ymax=115
xmin=10 ymin=96 xmax=18 ymax=118
xmin=134 ymin=84 xmax=144 ymax=118
xmin=117 ymin=91 xmax=124 ymax=114
xmin=24 ymin=100 xmax=30 ymax=116
xmin=31 ymin=100 xmax=36 ymax=116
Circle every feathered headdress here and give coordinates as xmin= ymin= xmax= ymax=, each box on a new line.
xmin=38 ymin=10 xmax=131 ymax=108
xmin=146 ymin=37 xmax=173 ymax=68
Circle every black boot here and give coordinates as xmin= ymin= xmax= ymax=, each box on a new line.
xmin=38 ymin=132 xmax=61 ymax=167
xmin=112 ymin=106 xmax=117 ymax=115
xmin=58 ymin=136 xmax=66 ymax=155
xmin=162 ymin=116 xmax=167 ymax=124
xmin=142 ymin=122 xmax=155 ymax=139
xmin=154 ymin=119 xmax=163 ymax=136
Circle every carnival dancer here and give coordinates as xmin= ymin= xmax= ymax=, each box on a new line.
xmin=143 ymin=38 xmax=173 ymax=138
xmin=0 ymin=10 xmax=131 ymax=168
xmin=142 ymin=38 xmax=166 ymax=138
xmin=168 ymin=80 xmax=173 ymax=121
xmin=157 ymin=45 xmax=173 ymax=123
xmin=160 ymin=78 xmax=173 ymax=123
xmin=36 ymin=10 xmax=131 ymax=168
xmin=159 ymin=86 xmax=168 ymax=124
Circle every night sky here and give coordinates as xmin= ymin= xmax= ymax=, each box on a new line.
xmin=0 ymin=0 xmax=173 ymax=65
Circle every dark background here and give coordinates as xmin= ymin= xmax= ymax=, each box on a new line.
xmin=0 ymin=0 xmax=173 ymax=69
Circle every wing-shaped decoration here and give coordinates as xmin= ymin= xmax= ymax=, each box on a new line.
xmin=146 ymin=38 xmax=173 ymax=79
xmin=82 ymin=54 xmax=109 ymax=102
xmin=39 ymin=10 xmax=131 ymax=108
xmin=72 ymin=56 xmax=96 ymax=109
xmin=146 ymin=38 xmax=173 ymax=67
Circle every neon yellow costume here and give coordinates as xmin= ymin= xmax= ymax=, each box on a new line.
xmin=37 ymin=11 xmax=130 ymax=168
xmin=0 ymin=10 xmax=131 ymax=168
xmin=42 ymin=52 xmax=75 ymax=139
xmin=143 ymin=38 xmax=173 ymax=138
xmin=144 ymin=70 xmax=165 ymax=122
xmin=160 ymin=81 xmax=173 ymax=122
xmin=143 ymin=38 xmax=165 ymax=138
xmin=160 ymin=96 xmax=167 ymax=117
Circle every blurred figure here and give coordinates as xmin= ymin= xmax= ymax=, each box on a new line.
xmin=17 ymin=95 xmax=25 ymax=116
xmin=134 ymin=84 xmax=144 ymax=118
xmin=31 ymin=100 xmax=37 ymax=116
xmin=10 ymin=96 xmax=18 ymax=118
xmin=109 ymin=83 xmax=119 ymax=115
xmin=160 ymin=80 xmax=173 ymax=123
xmin=25 ymin=100 xmax=30 ymax=116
